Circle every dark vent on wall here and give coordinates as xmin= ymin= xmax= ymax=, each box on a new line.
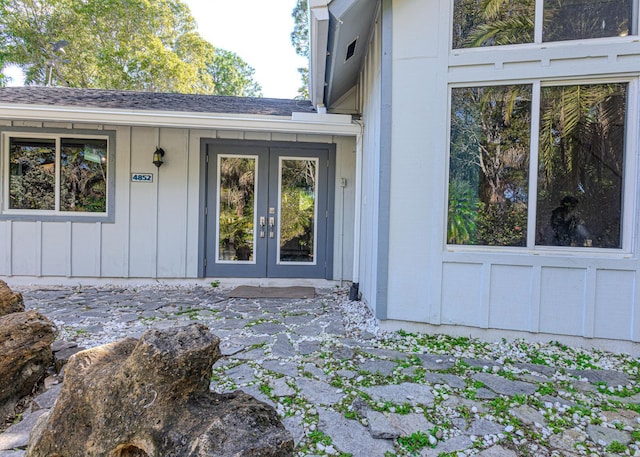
xmin=345 ymin=38 xmax=358 ymax=61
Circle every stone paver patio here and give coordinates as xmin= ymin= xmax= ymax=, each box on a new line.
xmin=1 ymin=284 xmax=639 ymax=456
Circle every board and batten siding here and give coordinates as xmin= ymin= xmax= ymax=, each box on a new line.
xmin=356 ymin=6 xmax=383 ymax=309
xmin=0 ymin=123 xmax=356 ymax=281
xmin=354 ymin=0 xmax=640 ymax=346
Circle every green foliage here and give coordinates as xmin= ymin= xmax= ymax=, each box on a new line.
xmin=208 ymin=48 xmax=262 ymax=97
xmin=279 ymin=160 xmax=316 ymax=259
xmin=606 ymin=441 xmax=627 ymax=453
xmin=448 ymin=84 xmax=531 ymax=246
xmin=397 ymin=431 xmax=434 ymax=454
xmin=476 ymin=201 xmax=527 ymax=246
xmin=453 ymin=0 xmax=534 ymax=48
xmin=0 ymin=0 xmax=262 ymax=96
xmin=447 ymin=178 xmax=477 ymax=244
xmin=290 ymin=0 xmax=309 ymax=99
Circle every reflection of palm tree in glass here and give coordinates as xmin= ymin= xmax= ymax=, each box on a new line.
xmin=537 ymin=83 xmax=626 ymax=248
xmin=218 ymin=157 xmax=255 ymax=259
xmin=449 ymin=85 xmax=531 ymax=246
xmin=454 ymin=0 xmax=630 ymax=48
xmin=280 ymin=160 xmax=316 ymax=262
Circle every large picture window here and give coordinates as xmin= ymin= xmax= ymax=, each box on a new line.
xmin=448 ymin=82 xmax=628 ymax=250
xmin=453 ymin=0 xmax=632 ymax=48
xmin=4 ymin=134 xmax=109 ymax=215
xmin=448 ymin=85 xmax=532 ymax=246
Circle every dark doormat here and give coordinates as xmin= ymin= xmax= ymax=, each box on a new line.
xmin=227 ymin=286 xmax=315 ymax=299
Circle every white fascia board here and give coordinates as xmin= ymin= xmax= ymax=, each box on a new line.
xmin=309 ymin=1 xmax=330 ymax=108
xmin=0 ymin=104 xmax=360 ymax=136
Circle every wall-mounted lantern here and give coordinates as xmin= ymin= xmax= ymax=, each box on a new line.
xmin=153 ymin=147 xmax=165 ymax=168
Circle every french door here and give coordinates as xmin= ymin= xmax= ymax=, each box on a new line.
xmin=203 ymin=141 xmax=334 ymax=278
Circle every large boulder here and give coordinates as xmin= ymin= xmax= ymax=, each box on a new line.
xmin=27 ymin=323 xmax=294 ymax=457
xmin=0 ymin=310 xmax=56 ymax=421
xmin=0 ymin=280 xmax=24 ymax=316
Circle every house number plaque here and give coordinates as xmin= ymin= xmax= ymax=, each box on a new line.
xmin=131 ymin=173 xmax=153 ymax=182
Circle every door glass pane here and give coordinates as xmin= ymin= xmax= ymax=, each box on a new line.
xmin=279 ymin=158 xmax=317 ymax=263
xmin=60 ymin=138 xmax=108 ymax=212
xmin=543 ymin=0 xmax=631 ymax=42
xmin=448 ymin=85 xmax=532 ymax=246
xmin=9 ymin=138 xmax=56 ymax=210
xmin=536 ymin=83 xmax=626 ymax=248
xmin=217 ymin=156 xmax=256 ymax=262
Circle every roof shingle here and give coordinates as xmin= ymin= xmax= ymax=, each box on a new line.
xmin=0 ymin=86 xmax=315 ymax=117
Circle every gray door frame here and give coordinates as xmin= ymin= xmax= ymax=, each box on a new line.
xmin=199 ymin=139 xmax=335 ymax=279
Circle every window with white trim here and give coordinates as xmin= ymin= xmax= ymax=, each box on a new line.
xmin=447 ymin=81 xmax=628 ymax=249
xmin=2 ymin=133 xmax=110 ymax=216
xmin=452 ymin=0 xmax=632 ymax=48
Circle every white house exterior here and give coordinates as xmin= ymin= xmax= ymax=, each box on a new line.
xmin=2 ymin=0 xmax=640 ymax=353
xmin=310 ymin=0 xmax=640 ymax=353
xmin=0 ymin=88 xmax=359 ymax=285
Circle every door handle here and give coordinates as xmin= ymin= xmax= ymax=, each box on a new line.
xmin=269 ymin=217 xmax=275 ymax=238
xmin=259 ymin=216 xmax=266 ymax=238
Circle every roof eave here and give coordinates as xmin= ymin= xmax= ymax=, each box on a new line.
xmin=0 ymin=103 xmax=360 ymax=136
xmin=309 ymin=0 xmax=330 ymax=109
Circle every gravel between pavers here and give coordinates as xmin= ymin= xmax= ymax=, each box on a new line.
xmin=1 ymin=284 xmax=639 ymax=457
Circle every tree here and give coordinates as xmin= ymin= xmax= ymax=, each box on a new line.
xmin=0 ymin=0 xmax=262 ymax=96
xmin=290 ymin=0 xmax=309 ymax=99
xmin=207 ymin=49 xmax=262 ymax=97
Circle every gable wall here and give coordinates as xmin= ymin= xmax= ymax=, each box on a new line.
xmin=358 ymin=0 xmax=640 ymax=347
xmin=0 ymin=122 xmax=356 ymax=282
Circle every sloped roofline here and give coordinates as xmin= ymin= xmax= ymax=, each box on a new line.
xmin=0 ymin=86 xmax=358 ymax=135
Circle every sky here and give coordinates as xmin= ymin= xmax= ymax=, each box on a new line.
xmin=7 ymin=0 xmax=308 ymax=100
xmin=183 ymin=0 xmax=307 ymax=99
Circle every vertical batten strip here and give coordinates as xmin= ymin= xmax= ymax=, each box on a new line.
xmin=529 ymin=265 xmax=542 ymax=333
xmin=6 ymin=221 xmax=13 ymax=276
xmin=154 ymin=128 xmax=160 ymax=279
xmin=35 ymin=221 xmax=42 ymax=277
xmin=632 ymin=270 xmax=640 ymax=342
xmin=125 ymin=127 xmax=133 ymax=278
xmin=480 ymin=263 xmax=491 ymax=328
xmin=66 ymin=221 xmax=72 ymax=277
xmin=583 ymin=267 xmax=597 ymax=338
xmin=95 ymin=222 xmax=102 ymax=277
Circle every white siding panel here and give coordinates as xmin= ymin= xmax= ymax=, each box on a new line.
xmin=297 ymin=134 xmax=333 ymax=144
xmin=333 ymin=137 xmax=356 ymax=281
xmin=387 ymin=57 xmax=438 ymax=322
xmin=539 ymin=267 xmax=586 ymax=336
xmin=185 ymin=130 xmax=210 ymax=277
xmin=70 ymin=223 xmax=99 ymax=276
xmin=11 ymin=221 xmax=37 ymax=275
xmin=441 ymin=262 xmax=483 ymax=325
xmin=217 ymin=130 xmax=243 ymax=140
xmin=128 ymin=127 xmax=159 ymax=277
xmin=0 ymin=221 xmax=9 ymax=275
xmin=594 ymin=270 xmax=635 ymax=340
xmin=393 ymin=0 xmax=441 ymax=59
xmin=156 ymin=128 xmax=189 ymax=277
xmin=41 ymin=222 xmax=68 ymax=276
xmin=101 ymin=126 xmax=131 ymax=277
xmin=244 ymin=132 xmax=271 ymax=141
xmin=271 ymin=133 xmax=297 ymax=142
xmin=357 ymin=10 xmax=382 ymax=309
xmin=488 ymin=265 xmax=533 ymax=331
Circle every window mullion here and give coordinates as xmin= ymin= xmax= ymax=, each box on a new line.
xmin=527 ymin=82 xmax=541 ymax=248
xmin=534 ymin=0 xmax=544 ymax=43
xmin=622 ymin=78 xmax=638 ymax=253
xmin=55 ymin=137 xmax=61 ymax=212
